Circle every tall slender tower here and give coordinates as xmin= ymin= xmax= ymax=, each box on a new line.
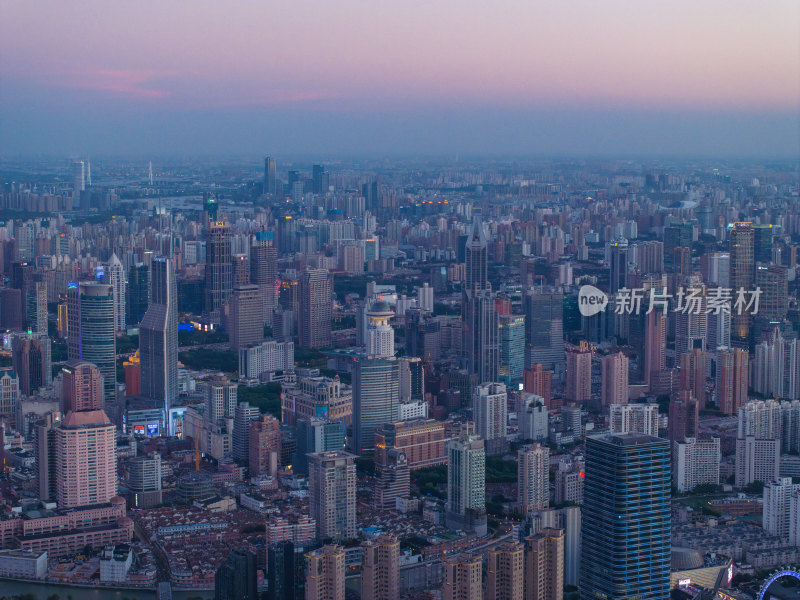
xmin=205 ymin=220 xmax=233 ymax=324
xmin=139 ymin=257 xmax=178 ymax=415
xmin=445 ymin=432 xmax=487 ymax=535
xmin=106 ymin=253 xmax=127 ymax=332
xmin=518 ymin=443 xmax=549 ymax=515
xmin=366 ymin=301 xmax=395 ymax=358
xmin=67 ymin=282 xmax=116 ymax=405
xmin=729 ymin=222 xmax=754 ymax=348
xmin=353 ymin=356 xmax=399 ymax=455
xmin=250 ymin=232 xmax=278 ymax=325
xmin=308 ymin=451 xmax=357 ymax=541
xmin=581 ymin=433 xmax=670 ymax=600
xmin=465 ymin=215 xmax=488 ymax=293
xmin=524 ymin=528 xmax=564 ymax=600
xmin=644 ymin=307 xmax=666 ymax=390
xmin=264 ymin=156 xmax=277 ymax=196
xmin=298 ymin=269 xmax=333 ymax=349
xmin=601 ymin=352 xmax=629 ymax=407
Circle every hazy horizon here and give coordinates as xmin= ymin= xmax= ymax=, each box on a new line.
xmin=2 ymin=0 xmax=798 ymax=158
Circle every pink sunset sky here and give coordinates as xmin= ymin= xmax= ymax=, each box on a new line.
xmin=1 ymin=0 xmax=798 ymax=156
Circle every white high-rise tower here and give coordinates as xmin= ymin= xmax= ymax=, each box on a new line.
xmin=106 ymin=253 xmax=127 ymax=333
xmin=366 ymin=301 xmax=394 ymax=358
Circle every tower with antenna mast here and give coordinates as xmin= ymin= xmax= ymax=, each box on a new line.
xmin=148 ymin=160 xmax=154 ymax=187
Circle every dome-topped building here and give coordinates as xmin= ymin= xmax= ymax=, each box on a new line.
xmin=366 ymin=301 xmax=394 ymax=358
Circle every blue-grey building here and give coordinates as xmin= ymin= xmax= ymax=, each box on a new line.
xmin=581 ymin=433 xmax=671 ymax=600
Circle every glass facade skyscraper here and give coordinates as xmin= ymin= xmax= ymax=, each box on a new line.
xmin=353 ymin=357 xmax=399 ymax=454
xmin=581 ymin=433 xmax=671 ymax=600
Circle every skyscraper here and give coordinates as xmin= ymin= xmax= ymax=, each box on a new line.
xmin=61 ymin=360 xmax=103 ymax=413
xmin=11 ymin=333 xmax=51 ymax=396
xmin=523 ymin=364 xmax=552 ymax=408
xmin=308 ymin=451 xmax=356 ymax=541
xmin=215 ymin=549 xmax=258 ymax=600
xmin=376 ymin=449 xmax=410 ymax=509
xmin=35 ymin=411 xmax=61 ymax=502
xmin=608 ymin=403 xmax=659 ymax=436
xmin=56 ymin=409 xmax=117 ymax=508
xmin=565 ymin=343 xmax=592 ymax=403
xmin=298 ymin=269 xmax=332 ymax=349
xmin=366 ymin=301 xmax=395 ymax=358
xmin=250 ymin=414 xmax=282 ymax=477
xmin=524 ymin=528 xmax=565 ymax=600
xmin=601 ymin=352 xmax=629 ymax=407
xmin=206 ymin=377 xmax=238 ymax=422
xmin=268 ymin=541 xmax=308 ymax=600
xmin=264 ymin=156 xmax=277 ymax=196
xmin=361 ymin=534 xmax=399 ymax=600
xmin=128 ymin=453 xmax=163 ymax=508
xmin=352 ymin=357 xmax=399 ymax=455
xmin=679 ymin=349 xmax=707 ymax=409
xmin=67 ymin=282 xmax=116 ymax=405
xmin=486 ymin=541 xmax=524 ymax=600
xmin=518 ymin=443 xmax=549 ymax=515
xmin=498 ymin=314 xmax=525 ymax=387
xmin=127 ymin=263 xmax=150 ymax=326
xmin=305 ymin=545 xmax=346 ymax=600
xmin=228 ymin=284 xmax=264 ymax=349
xmin=139 ymin=257 xmax=178 ymax=414
xmin=714 ymin=347 xmax=748 ymax=415
xmin=644 ymin=307 xmax=666 ymax=390
xmin=462 ymin=289 xmax=499 ymax=383
xmin=251 ymin=232 xmax=278 ymax=325
xmin=0 ymin=371 xmax=19 ymax=425
xmin=729 ymin=222 xmax=754 ymax=348
xmin=608 ymin=239 xmax=629 ymax=293
xmin=474 ymin=382 xmax=508 ymax=455
xmin=294 ymin=417 xmax=346 ymax=475
xmin=464 ymin=215 xmax=488 ymax=293
xmin=445 ymin=432 xmax=487 ymax=535
xmin=581 ymin=433 xmax=671 ymax=600
xmin=205 ymin=220 xmax=233 ymax=324
xmin=106 ymin=252 xmax=127 ymax=333
xmin=668 ymin=390 xmax=699 ymax=443
xmin=233 ymin=401 xmax=260 ymax=464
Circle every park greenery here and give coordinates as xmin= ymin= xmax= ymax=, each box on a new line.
xmin=237 ymin=383 xmax=282 ymax=417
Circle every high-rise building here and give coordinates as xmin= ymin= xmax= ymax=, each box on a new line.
xmin=524 ymin=528 xmax=565 ymax=600
xmin=215 ymin=549 xmax=258 ymax=600
xmin=250 ymin=414 xmax=282 ymax=477
xmin=518 ymin=393 xmax=548 ymax=442
xmin=518 ymin=443 xmax=549 ymax=515
xmin=714 ymin=347 xmax=748 ymax=415
xmin=398 ymin=357 xmax=424 ymax=403
xmin=474 ymin=382 xmax=507 ymax=455
xmin=128 ymin=453 xmax=163 ymax=508
xmin=735 ymin=400 xmax=781 ymax=487
xmin=525 ymin=292 xmax=564 ymax=376
xmin=366 ymin=301 xmax=395 ymax=358
xmin=232 ymin=253 xmax=250 ymax=287
xmin=601 ymin=352 xmax=629 ymax=407
xmin=668 ymin=391 xmax=699 ymax=443
xmin=251 ymin=232 xmax=278 ymax=325
xmin=305 ymin=545 xmax=345 ymax=600
xmin=376 ymin=449 xmax=410 ymax=509
xmin=308 ymin=451 xmax=356 ymax=541
xmin=498 ymin=314 xmax=525 ymax=387
xmin=139 ymin=257 xmax=178 ymax=414
xmin=232 ymin=401 xmax=260 ymax=464
xmin=56 ymin=409 xmax=117 ymax=508
xmin=298 ymin=269 xmax=332 ymax=349
xmin=206 ymin=377 xmax=237 ymax=422
xmin=205 ymin=220 xmax=233 ymax=324
xmin=374 ymin=418 xmax=446 ymax=471
xmin=608 ymin=239 xmax=629 ymax=293
xmin=228 ymin=284 xmax=264 ymax=350
xmin=127 ymin=263 xmax=150 ymax=326
xmin=61 ymin=360 xmax=103 ymax=413
xmin=106 ymin=253 xmax=127 ymax=333
xmin=361 ymin=534 xmax=399 ymax=600
xmin=264 ymin=157 xmax=278 ymax=196
xmin=608 ymin=403 xmax=659 ymax=436
xmin=268 ymin=541 xmax=308 ymax=600
xmin=729 ymin=222 xmax=754 ymax=347
xmin=11 ymin=333 xmax=51 ymax=396
xmin=763 ymin=477 xmax=800 ymax=538
xmin=565 ymin=344 xmax=592 ymax=403
xmin=755 ymin=264 xmax=789 ymax=321
xmin=445 ymin=432 xmax=487 ymax=535
xmin=463 ymin=289 xmax=499 ymax=384
xmin=464 ymin=215 xmax=488 ymax=293
xmin=581 ymin=433 xmax=670 ymax=600
xmin=644 ymin=306 xmax=666 ymax=391
xmin=672 ymin=437 xmax=720 ymax=493
xmin=678 ymin=349 xmax=707 ymax=409
xmin=523 ymin=364 xmax=552 ymax=408
xmin=35 ymin=411 xmax=61 ymax=502
xmin=294 ymin=417 xmax=345 ymax=475
xmin=442 ymin=553 xmax=482 ymax=600
xmin=352 ymin=357 xmax=399 ymax=455
xmin=486 ymin=541 xmax=524 ymax=600
xmin=67 ymin=282 xmax=116 ymax=405
xmin=0 ymin=370 xmax=19 ymax=425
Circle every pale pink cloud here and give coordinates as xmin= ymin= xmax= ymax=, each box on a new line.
xmin=55 ymin=69 xmax=171 ymax=99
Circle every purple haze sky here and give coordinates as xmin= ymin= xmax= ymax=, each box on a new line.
xmin=1 ymin=0 xmax=798 ymax=158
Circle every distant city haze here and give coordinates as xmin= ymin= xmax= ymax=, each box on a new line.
xmin=1 ymin=0 xmax=798 ymax=157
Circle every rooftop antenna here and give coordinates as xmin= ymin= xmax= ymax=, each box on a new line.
xmin=148 ymin=160 xmax=154 ymax=187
